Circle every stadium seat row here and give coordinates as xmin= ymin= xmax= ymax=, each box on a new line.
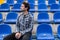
xmin=1 ymin=12 xmax=60 ymax=24
xmin=6 ymin=0 xmax=60 ymax=6
xmin=0 ymin=23 xmax=60 ymax=40
xmin=0 ymin=3 xmax=60 ymax=12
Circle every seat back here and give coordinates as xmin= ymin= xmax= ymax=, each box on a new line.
xmin=48 ymin=0 xmax=56 ymax=5
xmin=0 ymin=24 xmax=11 ymax=34
xmin=53 ymin=12 xmax=60 ymax=20
xmin=6 ymin=12 xmax=18 ymax=20
xmin=1 ymin=3 xmax=9 ymax=9
xmin=38 ymin=4 xmax=47 ymax=9
xmin=38 ymin=0 xmax=45 ymax=4
xmin=38 ymin=12 xmax=49 ymax=20
xmin=36 ymin=24 xmax=53 ymax=37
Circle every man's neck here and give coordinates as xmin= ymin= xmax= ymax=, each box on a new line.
xmin=23 ymin=11 xmax=28 ymax=15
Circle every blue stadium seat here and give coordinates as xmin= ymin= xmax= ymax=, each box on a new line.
xmin=0 ymin=13 xmax=3 ymax=23
xmin=57 ymin=25 xmax=60 ymax=38
xmin=38 ymin=0 xmax=45 ymax=4
xmin=48 ymin=0 xmax=56 ymax=6
xmin=29 ymin=4 xmax=35 ymax=12
xmin=0 ymin=3 xmax=10 ymax=12
xmin=4 ymin=12 xmax=18 ymax=24
xmin=37 ymin=12 xmax=50 ymax=23
xmin=59 ymin=0 xmax=60 ymax=5
xmin=38 ymin=4 xmax=48 ymax=11
xmin=0 ymin=24 xmax=11 ymax=40
xmin=11 ymin=3 xmax=21 ymax=12
xmin=7 ymin=0 xmax=14 ymax=6
xmin=50 ymin=4 xmax=60 ymax=12
xmin=28 ymin=0 xmax=35 ymax=4
xmin=17 ymin=0 xmax=24 ymax=4
xmin=53 ymin=12 xmax=60 ymax=24
xmin=36 ymin=24 xmax=55 ymax=40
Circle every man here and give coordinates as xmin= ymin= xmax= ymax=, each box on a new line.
xmin=3 ymin=2 xmax=33 ymax=40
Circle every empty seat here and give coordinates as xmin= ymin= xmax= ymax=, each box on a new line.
xmin=37 ymin=12 xmax=50 ymax=23
xmin=48 ymin=0 xmax=56 ymax=6
xmin=36 ymin=23 xmax=55 ymax=40
xmin=0 ymin=3 xmax=10 ymax=12
xmin=38 ymin=4 xmax=48 ymax=11
xmin=6 ymin=0 xmax=14 ymax=6
xmin=38 ymin=0 xmax=45 ymax=4
xmin=29 ymin=4 xmax=35 ymax=12
xmin=28 ymin=0 xmax=35 ymax=4
xmin=57 ymin=25 xmax=60 ymax=38
xmin=0 ymin=24 xmax=11 ymax=40
xmin=58 ymin=0 xmax=60 ymax=4
xmin=0 ymin=13 xmax=3 ymax=23
xmin=50 ymin=4 xmax=60 ymax=12
xmin=17 ymin=0 xmax=24 ymax=4
xmin=11 ymin=3 xmax=21 ymax=12
xmin=53 ymin=12 xmax=60 ymax=23
xmin=4 ymin=12 xmax=18 ymax=24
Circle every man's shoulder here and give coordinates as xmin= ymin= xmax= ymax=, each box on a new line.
xmin=28 ymin=13 xmax=33 ymax=18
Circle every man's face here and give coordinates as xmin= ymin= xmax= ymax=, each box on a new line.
xmin=21 ymin=4 xmax=26 ymax=11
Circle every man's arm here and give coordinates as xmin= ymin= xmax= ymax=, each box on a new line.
xmin=16 ymin=16 xmax=20 ymax=32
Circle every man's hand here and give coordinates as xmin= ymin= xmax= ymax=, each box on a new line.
xmin=15 ymin=32 xmax=21 ymax=39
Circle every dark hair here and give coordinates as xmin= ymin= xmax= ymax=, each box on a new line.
xmin=22 ymin=2 xmax=30 ymax=11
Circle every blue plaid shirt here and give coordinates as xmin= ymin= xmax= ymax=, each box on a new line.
xmin=16 ymin=13 xmax=33 ymax=35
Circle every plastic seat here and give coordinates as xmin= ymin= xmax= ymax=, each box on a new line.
xmin=0 ymin=3 xmax=10 ymax=12
xmin=0 ymin=13 xmax=3 ymax=23
xmin=11 ymin=3 xmax=21 ymax=12
xmin=4 ymin=12 xmax=18 ymax=24
xmin=17 ymin=0 xmax=24 ymax=4
xmin=53 ymin=12 xmax=60 ymax=24
xmin=6 ymin=0 xmax=14 ymax=6
xmin=38 ymin=0 xmax=45 ymax=4
xmin=38 ymin=4 xmax=48 ymax=12
xmin=0 ymin=24 xmax=11 ymax=40
xmin=28 ymin=0 xmax=35 ymax=4
xmin=36 ymin=23 xmax=55 ymax=40
xmin=50 ymin=4 xmax=60 ymax=12
xmin=29 ymin=4 xmax=35 ymax=12
xmin=37 ymin=12 xmax=50 ymax=23
xmin=48 ymin=0 xmax=56 ymax=6
xmin=57 ymin=25 xmax=60 ymax=38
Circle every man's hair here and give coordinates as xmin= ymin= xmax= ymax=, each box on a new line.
xmin=22 ymin=2 xmax=30 ymax=11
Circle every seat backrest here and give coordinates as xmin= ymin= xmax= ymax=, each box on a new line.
xmin=38 ymin=0 xmax=45 ymax=4
xmin=0 ymin=24 xmax=11 ymax=34
xmin=36 ymin=24 xmax=52 ymax=36
xmin=50 ymin=4 xmax=59 ymax=9
xmin=48 ymin=0 xmax=56 ymax=5
xmin=28 ymin=0 xmax=35 ymax=4
xmin=17 ymin=0 xmax=24 ymax=4
xmin=30 ymin=4 xmax=35 ymax=9
xmin=53 ymin=12 xmax=60 ymax=20
xmin=38 ymin=4 xmax=47 ymax=9
xmin=6 ymin=12 xmax=18 ymax=20
xmin=59 ymin=0 xmax=60 ymax=4
xmin=38 ymin=12 xmax=49 ymax=20
xmin=57 ymin=25 xmax=60 ymax=35
xmin=0 ymin=13 xmax=2 ymax=19
xmin=1 ymin=3 xmax=10 ymax=9
xmin=7 ymin=0 xmax=14 ymax=4
xmin=12 ymin=4 xmax=21 ymax=9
